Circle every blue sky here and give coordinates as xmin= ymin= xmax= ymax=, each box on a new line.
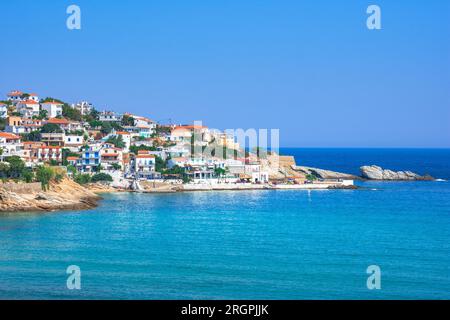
xmin=0 ymin=0 xmax=449 ymax=147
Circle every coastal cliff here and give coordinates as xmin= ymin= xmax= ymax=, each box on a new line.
xmin=360 ymin=165 xmax=434 ymax=181
xmin=0 ymin=178 xmax=102 ymax=213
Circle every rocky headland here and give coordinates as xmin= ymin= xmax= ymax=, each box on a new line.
xmin=291 ymin=165 xmax=361 ymax=180
xmin=0 ymin=178 xmax=102 ymax=213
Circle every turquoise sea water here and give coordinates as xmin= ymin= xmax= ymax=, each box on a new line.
xmin=0 ymin=149 xmax=449 ymax=299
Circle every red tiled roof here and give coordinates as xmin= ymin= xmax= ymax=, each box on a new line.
xmin=47 ymin=118 xmax=69 ymax=124
xmin=178 ymin=125 xmax=207 ymax=130
xmin=67 ymin=156 xmax=79 ymax=161
xmin=7 ymin=90 xmax=22 ymax=97
xmin=0 ymin=132 xmax=20 ymax=140
xmin=21 ymin=99 xmax=39 ymax=105
xmin=136 ymin=154 xmax=155 ymax=159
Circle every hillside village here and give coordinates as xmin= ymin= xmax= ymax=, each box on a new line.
xmin=0 ymin=90 xmax=354 ymax=192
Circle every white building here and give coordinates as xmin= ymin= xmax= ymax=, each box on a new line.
xmin=72 ymin=101 xmax=93 ymax=115
xmin=64 ymin=135 xmax=84 ymax=151
xmin=28 ymin=93 xmax=39 ymax=103
xmin=41 ymin=101 xmax=63 ymax=118
xmin=99 ymin=111 xmax=122 ymax=122
xmin=244 ymin=162 xmax=269 ymax=183
xmin=17 ymin=100 xmax=40 ymax=117
xmin=37 ymin=146 xmax=62 ymax=163
xmin=133 ymin=151 xmax=159 ymax=180
xmin=6 ymin=90 xmax=23 ymax=103
xmin=0 ymin=132 xmax=23 ymax=157
xmin=0 ymin=103 xmax=8 ymax=118
xmin=100 ymin=143 xmax=124 ymax=170
xmin=6 ymin=91 xmax=39 ymax=104
xmin=168 ymin=127 xmax=192 ymax=142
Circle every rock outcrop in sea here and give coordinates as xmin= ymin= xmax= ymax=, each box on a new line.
xmin=291 ymin=166 xmax=361 ymax=180
xmin=360 ymin=165 xmax=434 ymax=181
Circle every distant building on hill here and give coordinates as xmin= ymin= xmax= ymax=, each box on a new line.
xmin=72 ymin=101 xmax=93 ymax=116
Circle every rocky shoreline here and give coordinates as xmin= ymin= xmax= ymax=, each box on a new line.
xmin=0 ymin=178 xmax=102 ymax=213
xmin=0 ymin=164 xmax=435 ymax=213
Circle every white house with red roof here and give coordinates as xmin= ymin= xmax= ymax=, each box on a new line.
xmin=45 ymin=118 xmax=70 ymax=131
xmin=37 ymin=146 xmax=63 ymax=164
xmin=132 ymin=150 xmax=160 ymax=179
xmin=168 ymin=127 xmax=192 ymax=142
xmin=100 ymin=143 xmax=124 ymax=170
xmin=17 ymin=99 xmax=40 ymax=117
xmin=6 ymin=91 xmax=39 ymax=104
xmin=6 ymin=90 xmax=23 ymax=103
xmin=0 ymin=132 xmax=23 ymax=157
xmin=41 ymin=101 xmax=63 ymax=118
xmin=28 ymin=93 xmax=39 ymax=103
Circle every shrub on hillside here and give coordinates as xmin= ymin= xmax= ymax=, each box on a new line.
xmin=91 ymin=173 xmax=113 ymax=183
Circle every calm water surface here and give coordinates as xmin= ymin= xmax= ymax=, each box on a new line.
xmin=0 ymin=149 xmax=449 ymax=299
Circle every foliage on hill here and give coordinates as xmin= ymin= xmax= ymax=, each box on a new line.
xmin=41 ymin=97 xmax=64 ymax=104
xmin=41 ymin=123 xmax=63 ymax=133
xmin=91 ymin=173 xmax=113 ymax=183
xmin=121 ymin=114 xmax=135 ymax=126
xmin=130 ymin=144 xmax=157 ymax=154
xmin=62 ymin=104 xmax=82 ymax=121
xmin=106 ymin=135 xmax=125 ymax=148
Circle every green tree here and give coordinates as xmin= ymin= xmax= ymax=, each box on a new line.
xmin=22 ymin=169 xmax=35 ymax=183
xmin=214 ymin=167 xmax=227 ymax=178
xmin=155 ymin=156 xmax=166 ymax=173
xmin=100 ymin=121 xmax=113 ymax=135
xmin=0 ymin=162 xmax=10 ymax=178
xmin=74 ymin=174 xmax=91 ymax=185
xmin=5 ymin=156 xmax=25 ymax=179
xmin=41 ymin=123 xmax=63 ymax=133
xmin=111 ymin=163 xmax=121 ymax=170
xmin=121 ymin=114 xmax=135 ymax=126
xmin=40 ymin=97 xmax=64 ymax=104
xmin=62 ymin=104 xmax=82 ymax=121
xmin=21 ymin=130 xmax=42 ymax=142
xmin=130 ymin=144 xmax=156 ymax=154
xmin=91 ymin=173 xmax=113 ymax=183
xmin=154 ymin=125 xmax=171 ymax=136
xmin=0 ymin=118 xmax=6 ymax=131
xmin=36 ymin=166 xmax=54 ymax=191
xmin=66 ymin=164 xmax=77 ymax=176
xmin=106 ymin=135 xmax=125 ymax=148
xmin=88 ymin=120 xmax=103 ymax=129
xmin=163 ymin=165 xmax=185 ymax=175
xmin=33 ymin=109 xmax=48 ymax=120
